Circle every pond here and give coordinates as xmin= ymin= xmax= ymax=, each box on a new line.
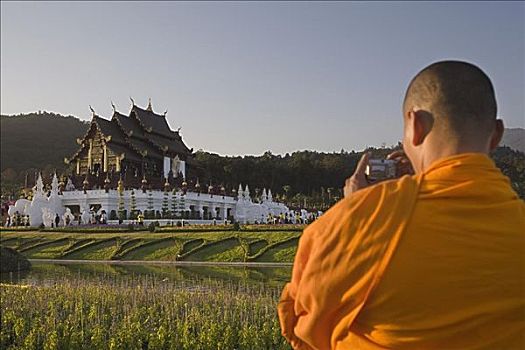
xmin=1 ymin=261 xmax=292 ymax=287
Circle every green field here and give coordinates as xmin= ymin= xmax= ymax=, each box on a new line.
xmin=0 ymin=228 xmax=302 ymax=263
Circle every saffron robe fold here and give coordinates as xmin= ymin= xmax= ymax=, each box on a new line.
xmin=278 ymin=153 xmax=525 ymax=349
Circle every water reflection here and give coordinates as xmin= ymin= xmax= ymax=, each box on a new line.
xmin=1 ymin=262 xmax=292 ymax=287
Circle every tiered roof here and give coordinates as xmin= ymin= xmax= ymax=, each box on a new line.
xmin=66 ymin=100 xmax=193 ymax=165
xmin=129 ymin=105 xmax=192 ymax=155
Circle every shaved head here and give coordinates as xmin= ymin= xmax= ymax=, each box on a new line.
xmin=403 ymin=61 xmax=497 ymax=139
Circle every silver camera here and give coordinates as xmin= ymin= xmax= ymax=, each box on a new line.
xmin=365 ymin=159 xmax=397 ymax=181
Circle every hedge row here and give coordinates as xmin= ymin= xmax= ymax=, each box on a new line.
xmin=176 ymin=239 xmax=207 ymax=260
xmin=178 ymin=237 xmax=239 ymax=261
xmin=60 ymin=238 xmax=117 ymax=258
xmin=38 ymin=226 xmax=149 ymax=234
xmin=14 ymin=238 xmax=43 ymax=251
xmin=247 ymin=239 xmax=268 ymax=257
xmin=0 ymin=227 xmax=35 ymax=232
xmin=18 ymin=238 xmax=70 ymax=253
xmin=60 ymin=239 xmax=95 ymax=257
xmin=118 ymin=237 xmax=176 ymax=260
xmin=0 ymin=237 xmax=18 ymax=245
xmin=158 ymin=226 xmax=304 ymax=233
xmin=111 ymin=238 xmax=144 ymax=260
xmin=2 ymin=225 xmax=304 ymax=234
xmin=246 ymin=236 xmax=300 ymax=262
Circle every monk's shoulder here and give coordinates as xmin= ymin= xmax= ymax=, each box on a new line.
xmin=305 ymin=176 xmax=416 ymax=239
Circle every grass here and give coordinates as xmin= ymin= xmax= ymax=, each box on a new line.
xmin=1 ymin=229 xmax=302 ymax=263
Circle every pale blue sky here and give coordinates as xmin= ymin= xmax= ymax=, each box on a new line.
xmin=1 ymin=1 xmax=524 ymax=155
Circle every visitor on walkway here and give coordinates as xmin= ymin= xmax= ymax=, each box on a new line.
xmin=137 ymin=212 xmax=144 ymax=226
xmin=278 ymin=61 xmax=525 ymax=349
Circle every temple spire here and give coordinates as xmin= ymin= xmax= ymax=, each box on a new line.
xmin=89 ymin=105 xmax=96 ymax=117
xmin=146 ymin=98 xmax=153 ymax=112
xmin=50 ymin=172 xmax=59 ymax=196
xmin=34 ymin=173 xmax=45 ymax=198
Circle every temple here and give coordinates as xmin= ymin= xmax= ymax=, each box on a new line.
xmin=7 ymin=99 xmax=296 ymax=226
xmin=65 ymin=99 xmax=194 ymax=189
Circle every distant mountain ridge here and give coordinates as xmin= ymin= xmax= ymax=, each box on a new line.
xmin=501 ymin=127 xmax=525 ymax=153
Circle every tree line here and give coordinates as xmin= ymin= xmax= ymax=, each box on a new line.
xmin=1 ymin=112 xmax=524 ymax=207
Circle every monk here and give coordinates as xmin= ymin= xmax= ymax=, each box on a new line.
xmin=278 ymin=61 xmax=525 ymax=349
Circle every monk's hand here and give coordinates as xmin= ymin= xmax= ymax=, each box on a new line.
xmin=344 ymin=152 xmax=370 ymax=198
xmin=386 ymin=150 xmax=415 ymax=176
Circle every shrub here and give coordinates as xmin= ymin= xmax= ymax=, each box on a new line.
xmin=129 ymin=210 xmax=138 ymax=220
xmin=118 ymin=210 xmax=127 ymax=221
xmin=233 ymin=222 xmax=241 ymax=231
xmin=148 ymin=222 xmax=156 ymax=233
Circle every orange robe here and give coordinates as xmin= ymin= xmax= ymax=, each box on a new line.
xmin=278 ymin=153 xmax=525 ymax=349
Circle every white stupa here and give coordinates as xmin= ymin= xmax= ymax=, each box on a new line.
xmin=28 ymin=173 xmax=48 ymax=226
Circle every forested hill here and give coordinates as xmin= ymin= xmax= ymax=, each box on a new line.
xmin=1 ymin=112 xmax=89 ymax=172
xmin=1 ymin=112 xmax=524 ymax=200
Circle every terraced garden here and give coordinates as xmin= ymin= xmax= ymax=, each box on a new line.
xmin=0 ymin=228 xmax=302 ymax=263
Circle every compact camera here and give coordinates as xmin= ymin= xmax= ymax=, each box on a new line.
xmin=365 ymin=159 xmax=397 ymax=181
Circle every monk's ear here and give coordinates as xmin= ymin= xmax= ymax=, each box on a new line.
xmin=489 ymin=119 xmax=504 ymax=151
xmin=410 ymin=109 xmax=433 ymax=147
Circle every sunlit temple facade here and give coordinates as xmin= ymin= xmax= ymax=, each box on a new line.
xmin=8 ymin=100 xmax=291 ymax=226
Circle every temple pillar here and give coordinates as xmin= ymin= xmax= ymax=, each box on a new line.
xmin=76 ymin=159 xmax=80 ymax=175
xmin=87 ymin=139 xmax=93 ymax=170
xmin=103 ymin=144 xmax=108 ymax=172
xmin=116 ymin=156 xmax=121 ymax=172
xmin=195 ymin=203 xmax=203 ymax=220
xmin=223 ymin=204 xmax=228 ymax=220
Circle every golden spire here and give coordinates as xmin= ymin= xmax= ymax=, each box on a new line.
xmin=117 ymin=175 xmax=124 ymax=194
